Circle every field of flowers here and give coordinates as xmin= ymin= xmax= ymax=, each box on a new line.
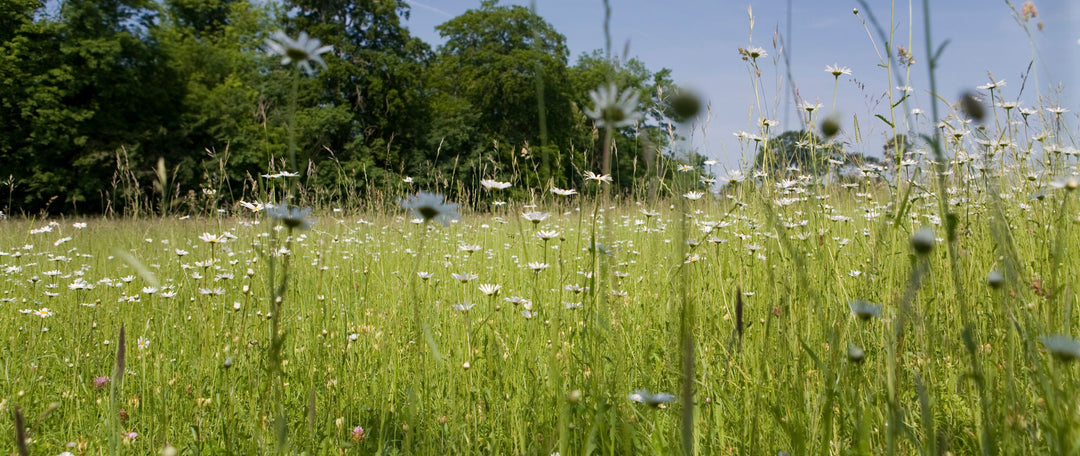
xmin=1 ymin=160 xmax=1078 ymax=454
xmin=3 ymin=1 xmax=1080 ymax=454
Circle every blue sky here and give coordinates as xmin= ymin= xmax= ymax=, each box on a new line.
xmin=402 ymin=0 xmax=1078 ymax=170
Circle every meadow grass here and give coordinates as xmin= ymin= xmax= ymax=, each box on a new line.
xmin=4 ymin=2 xmax=1080 ymax=455
xmin=1 ymin=169 xmax=1077 ymax=454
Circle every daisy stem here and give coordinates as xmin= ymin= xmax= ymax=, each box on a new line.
xmin=600 ymin=124 xmax=614 ymax=180
xmin=832 ymin=77 xmax=839 ymax=111
xmin=287 ymin=68 xmax=299 ymax=177
xmin=266 ymin=226 xmax=293 ymax=455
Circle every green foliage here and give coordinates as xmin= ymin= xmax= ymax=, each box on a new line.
xmin=155 ymin=0 xmax=278 ymax=197
xmin=166 ymin=0 xmax=234 ymax=37
xmin=427 ymin=0 xmax=574 ymax=192
xmin=0 ymin=0 xmax=182 ymax=213
xmin=568 ymin=51 xmax=689 ymax=194
xmin=283 ymin=0 xmax=432 ymax=194
xmin=434 ymin=0 xmax=572 ymax=144
xmin=0 ymin=0 xmax=41 ymax=42
xmin=1 ymin=173 xmax=1078 ymax=454
xmin=883 ymin=133 xmax=913 ymax=166
xmin=0 ymin=0 xmax=685 ymax=214
xmin=754 ymin=130 xmax=845 ymax=176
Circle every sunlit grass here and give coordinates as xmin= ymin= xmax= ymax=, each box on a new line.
xmin=3 ymin=1 xmax=1080 ymax=454
xmin=0 ymin=172 xmax=1077 ymax=454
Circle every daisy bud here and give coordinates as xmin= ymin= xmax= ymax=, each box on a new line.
xmin=820 ymin=114 xmax=841 ymax=139
xmin=960 ymin=92 xmax=985 ymax=122
xmin=669 ymin=91 xmax=702 ymax=120
xmin=567 ymin=389 xmax=582 ymax=405
xmin=911 ymin=227 xmax=935 ymax=255
xmin=847 ymin=344 xmax=865 ymax=364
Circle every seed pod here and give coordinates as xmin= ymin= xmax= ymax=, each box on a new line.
xmin=960 ymin=91 xmax=985 ymax=122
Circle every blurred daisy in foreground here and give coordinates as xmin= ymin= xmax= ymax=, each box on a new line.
xmin=400 ymin=192 xmax=460 ymax=226
xmin=265 ymin=31 xmax=333 ymax=75
xmin=267 ymin=204 xmax=314 ymax=231
xmin=584 ymin=83 xmax=641 ymax=128
xmin=1041 ymin=335 xmax=1080 ymax=362
xmin=1049 ymin=175 xmax=1079 ymax=191
xmin=628 ymin=389 xmax=676 ymax=408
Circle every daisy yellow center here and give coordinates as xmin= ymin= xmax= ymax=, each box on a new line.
xmin=286 ymin=48 xmax=310 ymax=61
xmin=602 ymin=106 xmax=626 ymax=123
xmin=418 ymin=206 xmax=438 ymax=220
xmin=282 ymin=218 xmax=304 ymax=229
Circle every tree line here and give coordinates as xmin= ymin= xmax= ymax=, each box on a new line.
xmin=1 ymin=0 xmax=700 ymax=214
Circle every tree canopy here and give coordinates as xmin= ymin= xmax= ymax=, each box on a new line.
xmin=0 ymin=0 xmax=695 ymax=214
xmin=753 ymin=130 xmax=877 ymax=177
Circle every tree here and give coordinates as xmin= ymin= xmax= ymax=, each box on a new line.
xmin=883 ymin=133 xmax=913 ymax=167
xmin=0 ymin=0 xmax=182 ymax=213
xmin=283 ymin=0 xmax=432 ymax=194
xmin=428 ymin=0 xmax=575 ymax=192
xmin=0 ymin=0 xmax=707 ymax=212
xmin=568 ymin=50 xmax=685 ymax=193
xmin=165 ymin=0 xmax=235 ymax=38
xmin=153 ymin=0 xmax=280 ymax=205
xmin=753 ymin=130 xmax=885 ymax=182
xmin=754 ymin=130 xmax=844 ymax=176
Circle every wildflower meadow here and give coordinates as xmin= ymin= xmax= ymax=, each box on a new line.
xmin=3 ymin=0 xmax=1080 ymax=455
